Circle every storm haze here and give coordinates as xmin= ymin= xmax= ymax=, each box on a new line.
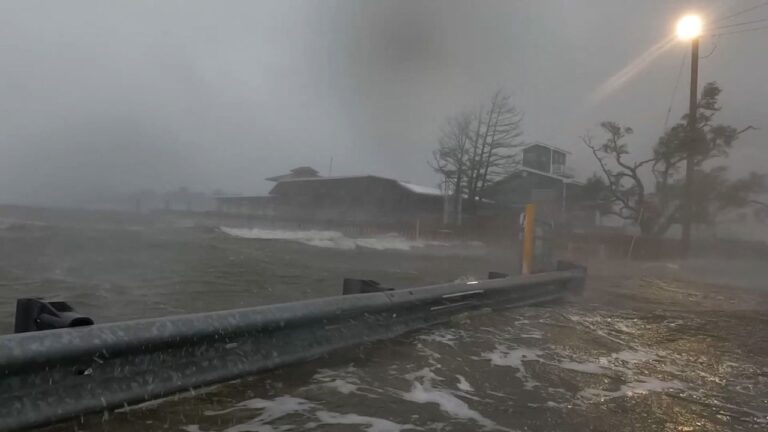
xmin=0 ymin=0 xmax=765 ymax=205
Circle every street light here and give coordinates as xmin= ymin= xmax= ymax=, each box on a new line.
xmin=676 ymin=14 xmax=703 ymax=40
xmin=676 ymin=14 xmax=703 ymax=256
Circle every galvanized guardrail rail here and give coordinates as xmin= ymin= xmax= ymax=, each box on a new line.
xmin=0 ymin=262 xmax=585 ymax=431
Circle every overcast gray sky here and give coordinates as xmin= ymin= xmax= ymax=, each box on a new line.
xmin=0 ymin=0 xmax=765 ymax=205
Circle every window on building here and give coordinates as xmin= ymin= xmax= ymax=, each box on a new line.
xmin=522 ymin=145 xmax=552 ymax=173
xmin=552 ymin=151 xmax=566 ymax=175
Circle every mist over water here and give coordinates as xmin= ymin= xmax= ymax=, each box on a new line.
xmin=1 ymin=1 xmax=767 ymax=431
xmin=0 ymin=0 xmax=765 ymax=205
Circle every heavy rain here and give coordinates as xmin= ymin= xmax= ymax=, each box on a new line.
xmin=0 ymin=1 xmax=767 ymax=431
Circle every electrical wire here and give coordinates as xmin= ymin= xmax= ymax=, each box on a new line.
xmin=663 ymin=51 xmax=687 ymax=132
xmin=713 ymin=17 xmax=768 ymax=29
xmin=700 ymin=36 xmax=719 ymax=59
xmin=714 ymin=1 xmax=768 ymax=23
xmin=711 ymin=23 xmax=768 ymax=36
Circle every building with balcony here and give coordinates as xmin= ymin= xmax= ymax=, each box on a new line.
xmin=482 ymin=143 xmax=584 ymax=223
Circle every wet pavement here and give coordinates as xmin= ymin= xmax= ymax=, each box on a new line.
xmin=1 ymin=215 xmax=766 ymax=431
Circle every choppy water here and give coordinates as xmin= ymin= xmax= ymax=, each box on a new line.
xmin=1 ymin=215 xmax=766 ymax=431
xmin=40 ymin=301 xmax=768 ymax=432
xmin=0 ymin=220 xmax=498 ymax=332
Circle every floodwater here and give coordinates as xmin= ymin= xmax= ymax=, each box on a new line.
xmin=1 ymin=210 xmax=767 ymax=431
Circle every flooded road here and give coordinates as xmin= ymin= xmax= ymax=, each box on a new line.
xmin=1 ymin=214 xmax=767 ymax=431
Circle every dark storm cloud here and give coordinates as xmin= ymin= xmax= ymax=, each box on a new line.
xmin=0 ymin=0 xmax=764 ymax=205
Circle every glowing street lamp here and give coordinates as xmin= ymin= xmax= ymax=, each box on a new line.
xmin=676 ymin=14 xmax=703 ymax=40
xmin=676 ymin=14 xmax=703 ymax=256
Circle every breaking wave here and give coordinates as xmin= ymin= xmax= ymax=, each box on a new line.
xmin=219 ymin=227 xmax=470 ymax=252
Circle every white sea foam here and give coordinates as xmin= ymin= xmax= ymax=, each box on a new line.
xmin=204 ymin=395 xmax=314 ymax=419
xmin=480 ymin=346 xmax=541 ymax=369
xmin=321 ymin=379 xmax=359 ymax=394
xmin=610 ymin=349 xmax=657 ymax=364
xmin=456 ymin=375 xmax=474 ymax=392
xmin=309 ymin=367 xmax=383 ymax=397
xmin=578 ymin=376 xmax=683 ymax=402
xmin=479 ymin=345 xmax=543 ymax=389
xmin=404 ymin=367 xmax=443 ymax=382
xmin=220 ymin=227 xmax=357 ymax=249
xmin=417 ymin=329 xmax=465 ymax=348
xmin=402 ymin=382 xmax=509 ymax=431
xmin=200 ymin=395 xmax=316 ymax=432
xmin=309 ymin=410 xmax=420 ymax=432
xmin=557 ymin=361 xmax=610 ymax=375
xmin=356 ymin=235 xmax=422 ymax=251
xmin=400 ymin=368 xmax=509 ymax=431
xmin=201 ymin=392 xmax=416 ymax=432
xmin=220 ymin=227 xmax=477 ymax=252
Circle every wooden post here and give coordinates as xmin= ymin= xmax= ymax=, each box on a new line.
xmin=522 ymin=203 xmax=536 ymax=275
xmin=415 ymin=219 xmax=421 ymax=241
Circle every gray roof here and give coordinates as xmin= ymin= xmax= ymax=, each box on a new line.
xmin=270 ymin=175 xmax=443 ymax=197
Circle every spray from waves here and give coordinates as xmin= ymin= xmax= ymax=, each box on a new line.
xmin=220 ymin=227 xmax=359 ymax=249
xmin=219 ymin=226 xmax=470 ymax=252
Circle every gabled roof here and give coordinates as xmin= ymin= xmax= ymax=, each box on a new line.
xmin=265 ymin=166 xmax=321 ymax=182
xmin=519 ymin=142 xmax=572 ymax=155
xmin=269 ymin=175 xmax=443 ymax=197
xmin=396 ymin=181 xmax=442 ymax=196
xmin=290 ymin=166 xmax=319 ymax=175
xmin=482 ymin=167 xmax=582 ymax=197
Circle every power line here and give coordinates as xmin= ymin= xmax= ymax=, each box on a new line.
xmin=712 ymin=24 xmax=768 ymax=36
xmin=714 ymin=17 xmax=768 ymax=29
xmin=714 ymin=1 xmax=768 ymax=23
xmin=700 ymin=36 xmax=719 ymax=59
xmin=663 ymin=51 xmax=687 ymax=132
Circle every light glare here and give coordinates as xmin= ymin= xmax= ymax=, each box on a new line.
xmin=676 ymin=15 xmax=703 ymax=40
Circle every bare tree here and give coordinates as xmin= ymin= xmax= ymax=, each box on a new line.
xmin=472 ymin=90 xmax=525 ymax=206
xmin=432 ymin=90 xmax=524 ymax=217
xmin=430 ymin=112 xmax=473 ymax=220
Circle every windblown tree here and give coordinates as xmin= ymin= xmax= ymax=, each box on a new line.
xmin=431 ymin=90 xmax=524 ymax=218
xmin=580 ymin=173 xmax=615 ymax=216
xmin=654 ymin=82 xmax=757 ymax=213
xmin=689 ymin=167 xmax=766 ymax=222
xmin=581 ymin=122 xmax=657 ymax=234
xmin=583 ymin=82 xmax=764 ymax=236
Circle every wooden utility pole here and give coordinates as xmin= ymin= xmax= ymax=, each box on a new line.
xmin=681 ymin=37 xmax=699 ymax=256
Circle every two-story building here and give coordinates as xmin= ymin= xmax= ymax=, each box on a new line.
xmin=482 ymin=143 xmax=584 ymax=224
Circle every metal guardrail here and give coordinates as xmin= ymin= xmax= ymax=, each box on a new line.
xmin=0 ymin=263 xmax=585 ymax=431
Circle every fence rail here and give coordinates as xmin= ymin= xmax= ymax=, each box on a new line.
xmin=0 ymin=264 xmax=585 ymax=431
